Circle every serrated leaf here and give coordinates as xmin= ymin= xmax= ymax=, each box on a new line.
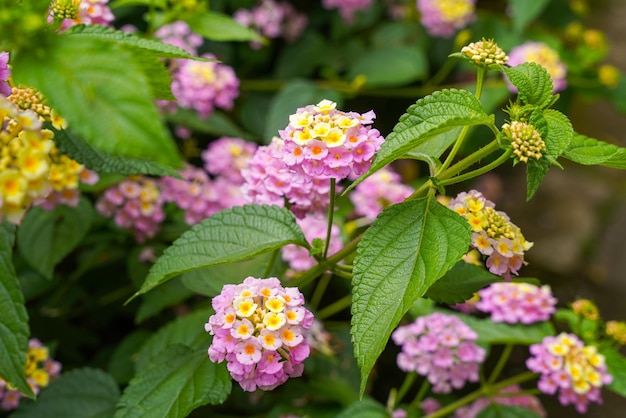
xmin=563 ymin=133 xmax=626 ymax=169
xmin=504 ymin=63 xmax=554 ymax=109
xmin=453 ymin=313 xmax=555 ymax=345
xmin=507 ymin=0 xmax=550 ymax=32
xmin=346 ymin=47 xmax=427 ymax=87
xmin=54 ymin=128 xmax=180 ymax=177
xmin=65 ymin=24 xmax=203 ymax=61
xmin=351 ymin=196 xmax=471 ymax=395
xmin=602 ymin=348 xmax=626 ymax=397
xmin=136 ymin=308 xmax=212 ymax=372
xmin=265 ymin=80 xmax=343 ymax=142
xmin=183 ymin=11 xmax=263 ymax=43
xmin=0 ymin=223 xmax=33 ymax=398
xmin=424 ymin=262 xmax=500 ymax=305
xmin=12 ymin=36 xmax=182 ymax=167
xmin=10 ymin=368 xmax=120 ymax=418
xmin=335 ymin=398 xmax=387 ymax=418
xmin=115 ymin=345 xmax=230 ymax=418
xmin=17 ymin=198 xmax=94 ymax=279
xmin=476 ymin=404 xmax=543 ymax=418
xmin=132 ymin=205 xmax=307 ymax=300
xmin=405 ymin=127 xmax=462 ymax=162
xmin=543 ymin=109 xmax=573 ymax=158
xmin=524 ymin=110 xmax=550 ymax=201
xmin=347 ymin=89 xmax=493 ymax=193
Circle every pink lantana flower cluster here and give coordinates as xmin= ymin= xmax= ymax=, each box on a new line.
xmin=282 ymin=213 xmax=343 ymax=271
xmin=416 ymin=0 xmax=476 ymax=38
xmin=526 ymin=333 xmax=612 ymax=413
xmin=0 ymin=339 xmax=62 ymax=411
xmin=0 ymin=51 xmax=10 ymax=97
xmin=154 ymin=21 xmax=204 ymax=55
xmin=50 ymin=0 xmax=115 ymax=29
xmin=278 ymin=99 xmax=384 ymax=181
xmin=476 ymin=282 xmax=557 ymax=324
xmin=169 ymin=54 xmax=239 ymax=119
xmin=349 ymin=166 xmax=413 ymax=221
xmin=507 ymin=41 xmax=568 ymax=93
xmin=201 ymin=136 xmax=257 ymax=184
xmin=452 ymin=385 xmax=546 ymax=418
xmin=241 ymin=137 xmax=335 ymax=219
xmin=234 ymin=0 xmax=308 ymax=48
xmin=392 ymin=313 xmax=486 ymax=394
xmin=448 ymin=190 xmax=533 ymax=279
xmin=322 ymin=0 xmax=374 ymax=23
xmin=95 ymin=176 xmax=165 ymax=243
xmin=205 ymin=277 xmax=313 ymax=392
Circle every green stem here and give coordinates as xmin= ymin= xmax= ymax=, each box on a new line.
xmin=323 ymin=179 xmax=337 ymax=260
xmin=438 ymin=148 xmax=512 ymax=187
xmin=423 ymin=372 xmax=537 ymax=418
xmin=395 ymin=372 xmax=418 ymax=406
xmin=317 ymin=294 xmax=352 ymax=320
xmin=487 ymin=344 xmax=514 ymax=385
xmin=262 ymin=249 xmax=279 ymax=278
xmin=310 ymin=273 xmax=332 ymax=310
xmin=334 ymin=263 xmax=354 ymax=272
xmin=425 ymin=57 xmax=458 ymax=87
xmin=475 ymin=67 xmax=486 ymax=100
xmin=437 ymin=125 xmax=471 ymax=175
xmin=410 ymin=378 xmax=432 ymax=409
xmin=332 ymin=269 xmax=353 ymax=280
xmin=438 ymin=139 xmax=502 ymax=181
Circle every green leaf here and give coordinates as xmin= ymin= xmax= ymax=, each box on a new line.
xmin=128 ymin=48 xmax=175 ymax=100
xmin=346 ymin=47 xmax=427 ymax=87
xmin=452 ymin=313 xmax=555 ymax=345
xmin=12 ymin=36 xmax=182 ymax=167
xmin=424 ymin=262 xmax=500 ymax=305
xmin=111 ymin=0 xmax=167 ymax=8
xmin=405 ymin=126 xmax=462 ymax=162
xmin=115 ymin=345 xmax=231 ymax=418
xmin=335 ymin=398 xmax=388 ymax=418
xmin=476 ymin=404 xmax=543 ymax=418
xmin=347 ymin=89 xmax=493 ymax=193
xmin=17 ymin=198 xmax=94 ymax=279
xmin=602 ymin=348 xmax=626 ymax=397
xmin=274 ymin=32 xmax=326 ymax=79
xmin=135 ymin=276 xmax=193 ymax=323
xmin=165 ymin=108 xmax=256 ymax=141
xmin=132 ymin=204 xmax=307 ymax=300
xmin=53 ymin=128 xmax=180 ymax=178
xmin=184 ymin=11 xmax=264 ymax=43
xmin=563 ymin=133 xmax=626 ymax=169
xmin=136 ymin=308 xmax=212 ymax=371
xmin=65 ymin=24 xmax=203 ymax=60
xmin=10 ymin=368 xmax=120 ymax=418
xmin=503 ymin=63 xmax=554 ymax=109
xmin=0 ymin=223 xmax=33 ymax=398
xmin=351 ymin=196 xmax=471 ymax=395
xmin=107 ymin=330 xmax=152 ymax=385
xmin=507 ymin=0 xmax=550 ymax=32
xmin=264 ymin=80 xmax=343 ymax=142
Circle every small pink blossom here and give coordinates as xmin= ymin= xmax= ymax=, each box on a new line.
xmin=417 ymin=0 xmax=476 ymax=38
xmin=476 ymin=282 xmax=557 ymax=324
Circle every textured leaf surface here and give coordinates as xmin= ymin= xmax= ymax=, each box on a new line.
xmin=17 ymin=198 xmax=94 ymax=279
xmin=0 ymin=224 xmax=32 ymax=397
xmin=134 ymin=205 xmax=307 ymax=299
xmin=184 ymin=12 xmax=263 ymax=42
xmin=564 ymin=133 xmax=626 ymax=169
xmin=115 ymin=345 xmax=230 ymax=418
xmin=346 ymin=47 xmax=426 ymax=87
xmin=504 ymin=63 xmax=554 ymax=108
xmin=603 ymin=348 xmax=626 ymax=397
xmin=348 ymin=89 xmax=492 ymax=192
xmin=12 ymin=36 xmax=181 ymax=167
xmin=11 ymin=368 xmax=120 ymax=418
xmin=54 ymin=128 xmax=179 ymax=177
xmin=424 ymin=262 xmax=499 ymax=305
xmin=351 ymin=197 xmax=471 ymax=395
xmin=477 ymin=404 xmax=543 ymax=418
xmin=335 ymin=398 xmax=388 ymax=418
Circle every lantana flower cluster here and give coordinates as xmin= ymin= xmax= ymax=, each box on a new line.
xmin=322 ymin=0 xmax=374 ymax=23
xmin=241 ymin=137 xmax=335 ymax=219
xmin=526 ymin=333 xmax=612 ymax=413
xmin=461 ymin=38 xmax=509 ymax=67
xmin=392 ymin=312 xmax=486 ymax=394
xmin=507 ymin=41 xmax=568 ymax=93
xmin=0 ymin=339 xmax=62 ymax=411
xmin=282 ymin=213 xmax=343 ymax=271
xmin=234 ymin=0 xmax=308 ymax=48
xmin=417 ymin=0 xmax=477 ymax=38
xmin=50 ymin=0 xmax=115 ymax=29
xmin=278 ymin=99 xmax=384 ymax=180
xmin=95 ymin=176 xmax=165 ymax=243
xmin=0 ymin=51 xmax=11 ymax=97
xmin=448 ymin=190 xmax=533 ymax=279
xmin=475 ymin=282 xmax=557 ymax=324
xmin=205 ymin=277 xmax=313 ymax=392
xmin=349 ymin=166 xmax=413 ymax=221
xmin=201 ymin=136 xmax=257 ymax=184
xmin=154 ymin=21 xmax=203 ymax=56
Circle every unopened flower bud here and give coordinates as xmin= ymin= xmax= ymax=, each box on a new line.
xmin=502 ymin=121 xmax=546 ymax=164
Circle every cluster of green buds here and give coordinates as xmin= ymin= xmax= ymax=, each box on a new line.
xmin=49 ymin=0 xmax=81 ymax=20
xmin=606 ymin=321 xmax=626 ymax=345
xmin=460 ymin=38 xmax=509 ymax=67
xmin=501 ymin=120 xmax=546 ymax=164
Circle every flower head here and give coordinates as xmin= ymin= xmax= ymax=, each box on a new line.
xmin=501 ymin=121 xmax=546 ymax=164
xmin=206 ymin=277 xmax=313 ymax=391
xmin=417 ymin=0 xmax=476 ymax=38
xmin=201 ymin=137 xmax=257 ymax=184
xmin=476 ymin=282 xmax=557 ymax=324
xmin=282 ymin=213 xmax=343 ymax=271
xmin=526 ymin=333 xmax=612 ymax=413
xmin=0 ymin=52 xmax=11 ymax=97
xmin=154 ymin=21 xmax=203 ymax=56
xmin=349 ymin=166 xmax=413 ymax=221
xmin=606 ymin=321 xmax=626 ymax=345
xmin=461 ymin=38 xmax=509 ymax=67
xmin=571 ymin=299 xmax=600 ymax=321
xmin=392 ymin=313 xmax=485 ymax=394
xmin=0 ymin=339 xmax=61 ymax=411
xmin=50 ymin=0 xmax=115 ymax=29
xmin=507 ymin=41 xmax=567 ymax=93
xmin=448 ymin=190 xmax=532 ymax=279
xmin=234 ymin=0 xmax=307 ymax=48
